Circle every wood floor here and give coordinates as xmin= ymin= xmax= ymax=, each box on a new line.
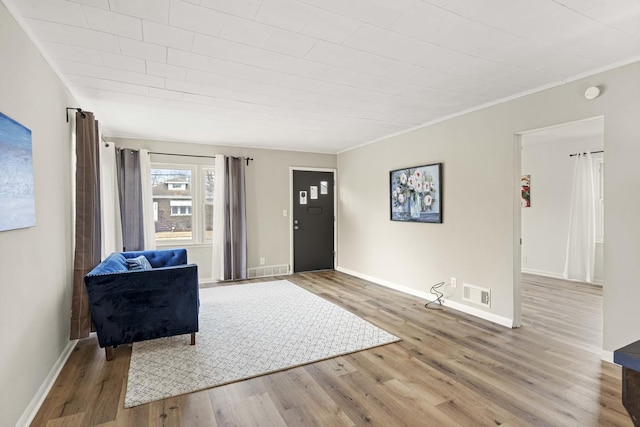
xmin=31 ymin=272 xmax=631 ymax=426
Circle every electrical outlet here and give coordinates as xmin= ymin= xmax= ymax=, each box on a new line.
xmin=283 ymin=210 xmax=287 ymax=216
xmin=523 ymin=256 xmax=527 ymax=264
xmin=260 ymin=257 xmax=265 ymax=265
xmin=450 ymin=277 xmax=457 ymax=288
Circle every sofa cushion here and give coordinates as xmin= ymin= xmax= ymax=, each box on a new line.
xmin=94 ymin=253 xmax=129 ymax=274
xmin=126 ymin=255 xmax=153 ymax=271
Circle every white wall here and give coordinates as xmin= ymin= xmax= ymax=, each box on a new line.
xmin=110 ymin=137 xmax=336 ymax=280
xmin=521 ymin=129 xmax=604 ymax=283
xmin=0 ymin=3 xmax=77 ymax=426
xmin=337 ymin=61 xmax=640 ymax=353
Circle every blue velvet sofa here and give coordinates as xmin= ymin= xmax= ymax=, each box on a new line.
xmin=84 ymin=248 xmax=199 ymax=360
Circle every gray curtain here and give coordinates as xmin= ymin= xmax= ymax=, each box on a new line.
xmin=116 ymin=149 xmax=144 ymax=251
xmin=70 ymin=111 xmax=101 ymax=339
xmin=223 ymin=157 xmax=247 ymax=280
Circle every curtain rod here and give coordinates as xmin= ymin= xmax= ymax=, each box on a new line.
xmin=569 ymin=150 xmax=604 ymax=157
xmin=116 ymin=148 xmax=254 ymax=165
xmin=66 ymin=107 xmax=86 ymax=122
xmin=151 ymin=152 xmax=254 ymax=165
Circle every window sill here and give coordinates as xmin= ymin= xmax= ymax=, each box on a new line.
xmin=156 ymin=241 xmax=212 ymax=249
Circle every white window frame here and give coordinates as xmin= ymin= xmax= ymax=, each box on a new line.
xmin=151 ymin=161 xmax=214 ymax=246
xmin=202 ymin=166 xmax=215 ymax=242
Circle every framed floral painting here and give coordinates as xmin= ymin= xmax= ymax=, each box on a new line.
xmin=390 ymin=163 xmax=442 ymax=223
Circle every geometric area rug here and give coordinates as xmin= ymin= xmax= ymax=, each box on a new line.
xmin=124 ymin=280 xmax=400 ymax=407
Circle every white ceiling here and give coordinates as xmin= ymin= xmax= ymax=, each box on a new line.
xmin=6 ymin=0 xmax=640 ymax=153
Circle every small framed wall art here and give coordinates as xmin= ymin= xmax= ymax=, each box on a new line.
xmin=521 ymin=175 xmax=531 ymax=208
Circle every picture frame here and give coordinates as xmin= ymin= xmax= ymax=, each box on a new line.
xmin=521 ymin=175 xmax=531 ymax=207
xmin=0 ymin=112 xmax=36 ymax=232
xmin=390 ymin=162 xmax=442 ymax=223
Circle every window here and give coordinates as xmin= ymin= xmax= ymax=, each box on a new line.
xmin=170 ymin=200 xmax=192 ymax=216
xmin=150 ymin=164 xmax=214 ymax=244
xmin=168 ymin=182 xmax=187 ymax=191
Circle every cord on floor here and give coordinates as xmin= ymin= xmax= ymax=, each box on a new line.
xmin=424 ymin=281 xmax=445 ymax=310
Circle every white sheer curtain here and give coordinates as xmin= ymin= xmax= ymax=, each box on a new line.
xmin=212 ymin=155 xmax=226 ymax=281
xmin=563 ymin=153 xmax=596 ymax=282
xmin=139 ymin=148 xmax=156 ymax=250
xmin=99 ymin=142 xmax=122 ymax=258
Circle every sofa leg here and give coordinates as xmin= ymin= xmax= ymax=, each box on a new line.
xmin=191 ymin=332 xmax=196 ymax=346
xmin=105 ymin=346 xmax=114 ymax=361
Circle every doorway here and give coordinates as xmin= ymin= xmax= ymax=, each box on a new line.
xmin=514 ymin=117 xmax=605 ymax=327
xmin=290 ymin=168 xmax=336 ymax=273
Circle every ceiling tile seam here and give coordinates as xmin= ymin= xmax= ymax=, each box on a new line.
xmin=25 ymin=1 xmax=636 ymax=85
xmin=550 ymin=0 xmax=640 ymax=39
xmin=144 ymin=1 xmax=542 ymax=81
xmin=78 ymin=72 xmax=415 ymax=121
xmin=175 ymin=65 xmax=462 ymax=112
xmin=44 ymin=4 xmax=545 ymax=93
xmin=21 ymin=16 xmax=146 ymax=53
xmin=338 ymin=23 xmax=552 ymax=79
xmin=97 ymin=0 xmax=170 ymax=26
xmin=337 ymin=55 xmax=640 ymax=155
xmin=104 ymin=132 xmax=339 ymax=155
xmin=106 ymin=89 xmax=411 ymax=126
xmin=416 ymin=0 xmax=536 ymax=40
xmin=35 ymin=24 xmax=505 ymax=104
xmin=161 ymin=45 xmax=472 ymax=104
xmin=166 ymin=38 xmax=518 ymax=100
xmin=252 ymin=0 xmax=265 ymax=20
xmin=81 ymin=4 xmax=144 ymax=40
xmin=169 ymin=73 xmax=437 ymax=118
xmin=50 ymin=45 xmax=455 ymax=113
xmin=0 ymin=0 xmax=86 ymax=107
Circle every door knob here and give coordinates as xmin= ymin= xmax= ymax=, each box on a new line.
xmin=293 ymin=219 xmax=299 ymax=224
xmin=294 ymin=225 xmax=300 ymax=230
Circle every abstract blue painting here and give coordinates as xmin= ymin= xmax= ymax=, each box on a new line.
xmin=0 ymin=113 xmax=35 ymax=231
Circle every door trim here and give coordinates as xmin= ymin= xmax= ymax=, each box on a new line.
xmin=513 ymin=115 xmax=604 ymax=329
xmin=289 ymin=167 xmax=337 ymax=273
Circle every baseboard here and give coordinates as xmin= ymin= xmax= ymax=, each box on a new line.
xmin=16 ymin=339 xmax=77 ymax=427
xmin=522 ymin=268 xmax=604 ymax=286
xmin=522 ymin=268 xmax=565 ymax=279
xmin=602 ymin=349 xmax=615 ymax=364
xmin=336 ymin=266 xmax=514 ymax=328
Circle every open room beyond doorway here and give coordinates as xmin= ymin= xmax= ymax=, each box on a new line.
xmin=515 ymin=116 xmax=605 ymax=335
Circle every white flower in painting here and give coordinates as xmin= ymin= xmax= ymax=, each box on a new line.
xmin=424 ymin=195 xmax=433 ymax=206
xmin=393 ymin=189 xmax=398 ymax=199
xmin=398 ymin=194 xmax=405 ymax=204
xmin=424 ymin=182 xmax=431 ymax=192
xmin=415 ymin=180 xmax=423 ymax=193
xmin=400 ymin=173 xmax=407 ymax=184
xmin=414 ymin=170 xmax=422 ymax=180
xmin=407 ymin=175 xmax=415 ymax=189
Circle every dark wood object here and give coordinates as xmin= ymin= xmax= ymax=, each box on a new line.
xmin=615 ymin=340 xmax=640 ymax=426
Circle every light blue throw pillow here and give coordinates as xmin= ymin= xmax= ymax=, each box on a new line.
xmin=126 ymin=255 xmax=152 ymax=271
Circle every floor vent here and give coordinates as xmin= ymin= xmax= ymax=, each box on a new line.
xmin=462 ymin=283 xmax=491 ymax=307
xmin=247 ymin=264 xmax=290 ymax=278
